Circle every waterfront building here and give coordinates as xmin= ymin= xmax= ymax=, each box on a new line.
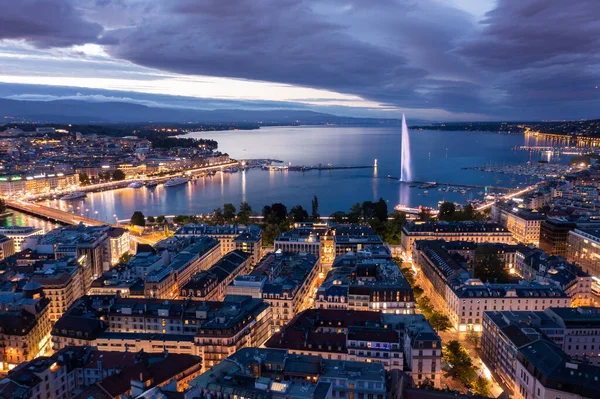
xmin=175 ymin=223 xmax=263 ymax=264
xmin=315 ymin=248 xmax=415 ymax=314
xmin=228 ymin=251 xmax=320 ymax=333
xmin=180 ymin=250 xmax=251 ymax=300
xmin=0 ymin=172 xmax=79 ymax=197
xmin=0 ymin=226 xmax=44 ymax=252
xmin=0 ymin=235 xmax=14 ymax=261
xmin=144 ymin=236 xmax=220 ymax=299
xmin=265 ymin=309 xmax=442 ymax=387
xmin=0 ymin=346 xmax=202 ymax=399
xmin=189 ymin=347 xmax=387 ymax=399
xmin=567 ymin=228 xmax=600 ymax=280
xmin=51 ymin=294 xmax=272 ymax=372
xmin=0 ymin=283 xmax=51 ymax=373
xmin=413 ymin=240 xmax=570 ymax=332
xmin=401 ymin=221 xmax=513 ymax=260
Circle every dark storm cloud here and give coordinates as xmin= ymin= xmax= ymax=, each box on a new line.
xmin=456 ymin=0 xmax=600 ymax=119
xmin=2 ymin=0 xmax=600 ymax=119
xmin=0 ymin=0 xmax=103 ymax=48
xmin=458 ymin=0 xmax=600 ymax=72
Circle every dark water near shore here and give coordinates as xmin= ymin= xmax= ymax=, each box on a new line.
xmin=22 ymin=126 xmax=565 ymax=222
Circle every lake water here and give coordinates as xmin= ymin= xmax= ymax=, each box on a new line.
xmin=34 ymin=126 xmax=563 ymax=221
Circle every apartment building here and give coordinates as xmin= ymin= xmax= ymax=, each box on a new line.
xmin=0 ymin=226 xmax=44 ymax=252
xmin=265 ymin=309 xmax=442 ymax=388
xmin=189 ymin=347 xmax=387 ymax=399
xmin=515 ymin=340 xmax=600 ymax=399
xmin=0 ymin=172 xmax=79 ymax=197
xmin=0 ymin=235 xmax=14 ymax=260
xmin=180 ymin=250 xmax=251 ymax=300
xmin=228 ymin=251 xmax=320 ymax=333
xmin=275 ymin=223 xmax=384 ymax=268
xmin=413 ymin=240 xmax=571 ymax=332
xmin=0 ymin=346 xmax=202 ymax=399
xmin=23 ymin=225 xmax=111 ymax=287
xmin=144 ymin=236 xmax=220 ymax=299
xmin=567 ymin=228 xmax=600 ymax=280
xmin=51 ymin=294 xmax=272 ymax=372
xmin=514 ymin=247 xmax=594 ymax=307
xmin=0 ymin=283 xmax=51 ymax=373
xmin=174 ymin=224 xmax=262 ymax=264
xmin=493 ymin=203 xmax=546 ymax=245
xmin=315 ymin=249 xmax=415 ymax=314
xmin=482 ymin=306 xmax=600 ymax=393
xmin=401 ymin=221 xmax=513 ymax=260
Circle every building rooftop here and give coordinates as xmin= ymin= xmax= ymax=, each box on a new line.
xmin=403 ymin=221 xmax=510 ymax=234
xmin=519 ymin=339 xmax=600 ymax=398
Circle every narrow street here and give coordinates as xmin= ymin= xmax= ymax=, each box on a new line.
xmin=405 ymin=260 xmax=505 ymax=398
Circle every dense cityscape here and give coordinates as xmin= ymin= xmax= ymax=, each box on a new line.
xmin=1 ymin=2 xmax=600 ymax=399
xmin=0 ymin=120 xmax=598 ymax=399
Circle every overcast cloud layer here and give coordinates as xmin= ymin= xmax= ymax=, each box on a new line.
xmin=0 ymin=0 xmax=599 ymax=120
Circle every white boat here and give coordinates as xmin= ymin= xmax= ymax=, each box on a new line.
xmin=128 ymin=181 xmax=144 ymax=188
xmin=164 ymin=177 xmax=188 ymax=187
xmin=146 ymin=181 xmax=159 ymax=188
xmin=61 ymin=191 xmax=87 ymax=200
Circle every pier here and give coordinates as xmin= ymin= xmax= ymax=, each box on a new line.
xmin=386 ymin=177 xmax=513 ymax=192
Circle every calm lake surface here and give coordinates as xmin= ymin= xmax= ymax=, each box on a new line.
xmin=29 ymin=126 xmax=564 ymax=222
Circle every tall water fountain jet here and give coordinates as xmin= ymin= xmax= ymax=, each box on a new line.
xmin=400 ymin=113 xmax=412 ymax=182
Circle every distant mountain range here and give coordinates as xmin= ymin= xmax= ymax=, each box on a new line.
xmin=0 ymin=98 xmax=404 ymax=125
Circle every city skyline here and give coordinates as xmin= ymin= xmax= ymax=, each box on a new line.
xmin=1 ymin=1 xmax=599 ymax=121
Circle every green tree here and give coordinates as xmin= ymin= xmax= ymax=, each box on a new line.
xmin=119 ymin=252 xmax=133 ymax=264
xmin=270 ymin=203 xmax=288 ymax=222
xmin=429 ymin=312 xmax=452 ymax=332
xmin=112 ymin=169 xmax=126 ymax=181
xmin=439 ymin=202 xmax=456 ymax=221
xmin=443 ymin=341 xmax=477 ymax=386
xmin=263 ymin=223 xmax=282 ymax=246
xmin=330 ymin=211 xmax=347 ymax=223
xmin=418 ymin=207 xmax=433 ymax=221
xmin=223 ymin=203 xmax=236 ymax=222
xmin=311 ymin=195 xmax=320 ymax=221
xmin=78 ymin=173 xmax=90 ymax=186
xmin=374 ymin=198 xmax=388 ymax=222
xmin=348 ymin=203 xmax=362 ymax=223
xmin=474 ymin=246 xmax=510 ymax=283
xmin=156 ymin=215 xmax=166 ymax=224
xmin=147 ymin=216 xmax=155 ymax=223
xmin=289 ymin=205 xmax=309 ymax=223
xmin=130 ymin=211 xmax=146 ymax=227
xmin=213 ymin=207 xmax=225 ymax=225
xmin=472 ymin=376 xmax=491 ymax=397
xmin=462 ymin=203 xmax=476 ymax=220
xmin=400 ymin=267 xmax=416 ymax=286
xmin=237 ymin=202 xmax=252 ymax=224
xmin=417 ymin=296 xmax=435 ymax=318
xmin=466 ymin=329 xmax=481 ymax=349
xmin=419 ymin=378 xmax=435 ymax=390
xmin=413 ymin=285 xmax=424 ymax=298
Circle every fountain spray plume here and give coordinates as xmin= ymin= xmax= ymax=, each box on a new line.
xmin=400 ymin=113 xmax=412 ymax=182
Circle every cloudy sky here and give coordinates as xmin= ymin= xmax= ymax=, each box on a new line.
xmin=0 ymin=0 xmax=599 ymax=121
